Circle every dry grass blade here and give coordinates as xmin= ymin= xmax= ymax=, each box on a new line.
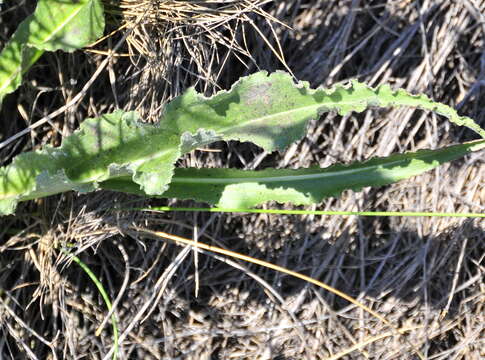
xmin=326 ymin=326 xmax=421 ymax=360
xmin=134 ymin=226 xmax=426 ymax=360
xmin=100 ymin=0 xmax=288 ymax=119
xmin=1 ymin=1 xmax=485 ymax=359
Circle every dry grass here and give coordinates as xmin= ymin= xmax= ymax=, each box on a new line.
xmin=99 ymin=0 xmax=286 ymax=120
xmin=1 ymin=0 xmax=485 ymax=359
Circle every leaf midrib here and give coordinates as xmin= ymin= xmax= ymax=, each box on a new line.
xmin=172 ymin=158 xmax=433 ymax=185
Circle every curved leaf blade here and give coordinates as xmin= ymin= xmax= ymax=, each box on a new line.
xmin=164 ymin=71 xmax=485 ymax=148
xmin=100 ymin=140 xmax=485 ymax=208
xmin=0 ymin=0 xmax=105 ymax=105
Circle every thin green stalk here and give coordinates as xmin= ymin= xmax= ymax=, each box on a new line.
xmin=130 ymin=206 xmax=484 ymax=218
xmin=62 ymin=250 xmax=119 ymax=360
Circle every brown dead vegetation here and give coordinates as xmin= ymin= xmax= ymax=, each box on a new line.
xmin=0 ymin=1 xmax=484 ymax=359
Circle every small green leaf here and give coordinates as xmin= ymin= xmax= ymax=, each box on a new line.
xmin=0 ymin=0 xmax=105 ymax=105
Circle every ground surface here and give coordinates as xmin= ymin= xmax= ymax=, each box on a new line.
xmin=0 ymin=1 xmax=484 ymax=359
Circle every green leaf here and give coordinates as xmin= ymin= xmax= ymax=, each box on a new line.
xmin=0 ymin=110 xmax=182 ymax=213
xmin=100 ymin=140 xmax=485 ymax=208
xmin=1 ymin=71 xmax=484 ymax=215
xmin=163 ymin=71 xmax=485 ymax=148
xmin=0 ymin=0 xmax=105 ymax=105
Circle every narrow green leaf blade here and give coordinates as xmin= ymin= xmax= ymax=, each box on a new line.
xmin=100 ymin=140 xmax=485 ymax=208
xmin=0 ymin=0 xmax=105 ymax=105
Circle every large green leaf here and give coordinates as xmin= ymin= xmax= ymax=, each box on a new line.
xmin=100 ymin=140 xmax=485 ymax=208
xmin=1 ymin=71 xmax=484 ymax=215
xmin=0 ymin=110 xmax=181 ymax=215
xmin=0 ymin=0 xmax=105 ymax=105
xmin=163 ymin=72 xmax=485 ymax=149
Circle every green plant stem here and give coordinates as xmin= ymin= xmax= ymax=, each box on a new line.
xmin=61 ymin=249 xmax=119 ymax=360
xmin=133 ymin=206 xmax=484 ymax=218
